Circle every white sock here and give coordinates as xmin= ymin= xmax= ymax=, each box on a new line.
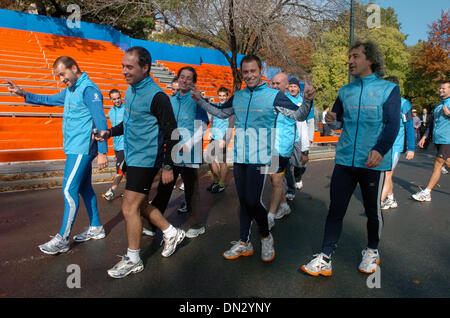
xmin=163 ymin=224 xmax=177 ymax=238
xmin=280 ymin=202 xmax=288 ymax=208
xmin=268 ymin=213 xmax=275 ymax=220
xmin=424 ymin=188 xmax=431 ymax=194
xmin=387 ymin=194 xmax=394 ymax=200
xmin=126 ymin=248 xmax=140 ymax=263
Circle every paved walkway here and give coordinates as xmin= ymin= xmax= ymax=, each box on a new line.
xmin=0 ymin=147 xmax=449 ymax=299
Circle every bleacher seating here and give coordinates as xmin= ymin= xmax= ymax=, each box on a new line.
xmin=0 ymin=26 xmax=335 ymax=163
xmin=0 ymin=28 xmax=183 ymax=162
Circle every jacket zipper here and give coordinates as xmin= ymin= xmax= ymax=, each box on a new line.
xmin=244 ymin=90 xmax=253 ymax=161
xmin=352 ymin=80 xmax=363 ymax=166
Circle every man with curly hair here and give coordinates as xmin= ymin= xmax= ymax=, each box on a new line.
xmin=300 ymin=40 xmax=401 ymax=277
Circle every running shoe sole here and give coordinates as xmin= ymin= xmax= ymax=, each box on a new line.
xmin=300 ymin=265 xmax=332 ymax=277
xmin=108 ymin=265 xmax=144 ymax=279
xmin=73 ymin=232 xmax=106 ymax=243
xmin=38 ymin=246 xmax=70 ymax=255
xmin=223 ymin=250 xmax=254 ymax=260
xmin=262 ymin=251 xmax=276 ymax=263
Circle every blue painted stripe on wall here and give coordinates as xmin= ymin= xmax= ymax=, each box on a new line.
xmin=0 ymin=8 xmax=245 ymax=67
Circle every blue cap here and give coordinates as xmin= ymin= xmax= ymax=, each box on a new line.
xmin=289 ymin=77 xmax=300 ymax=87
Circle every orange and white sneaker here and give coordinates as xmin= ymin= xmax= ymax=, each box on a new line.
xmin=358 ymin=248 xmax=380 ymax=274
xmin=223 ymin=241 xmax=254 ymax=260
xmin=301 ymin=253 xmax=332 ymax=277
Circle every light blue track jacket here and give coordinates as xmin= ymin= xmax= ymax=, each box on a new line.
xmin=123 ymin=76 xmax=163 ymax=167
xmin=332 ymin=73 xmax=401 ymax=171
xmin=108 ymin=103 xmax=125 ymax=151
xmin=25 ymin=72 xmax=108 ymax=155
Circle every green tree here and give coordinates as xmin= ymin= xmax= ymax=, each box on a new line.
xmin=310 ymin=3 xmax=410 ymax=108
xmin=311 ymin=27 xmax=349 ymax=108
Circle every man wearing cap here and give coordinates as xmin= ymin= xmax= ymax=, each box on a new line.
xmin=287 ymin=77 xmax=310 ymax=193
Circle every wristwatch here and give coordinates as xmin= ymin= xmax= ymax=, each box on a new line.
xmin=163 ymin=164 xmax=173 ymax=171
xmin=301 ymin=151 xmax=309 ymax=156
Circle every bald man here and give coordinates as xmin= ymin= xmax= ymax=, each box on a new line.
xmin=267 ymin=73 xmax=305 ymax=229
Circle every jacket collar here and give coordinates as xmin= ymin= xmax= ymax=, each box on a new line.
xmin=246 ymin=81 xmax=268 ymax=92
xmin=131 ymin=75 xmax=153 ymax=90
xmin=113 ymin=102 xmax=124 ymax=110
xmin=353 ymin=72 xmax=379 ymax=85
xmin=175 ymin=90 xmax=195 ymax=103
xmin=70 ymin=72 xmax=88 ymax=91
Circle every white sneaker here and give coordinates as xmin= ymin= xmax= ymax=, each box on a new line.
xmin=161 ymin=228 xmax=185 ymax=257
xmin=38 ymin=234 xmax=70 ymax=255
xmin=358 ymin=248 xmax=380 ymax=274
xmin=274 ymin=204 xmax=291 ymax=220
xmin=261 ymin=234 xmax=275 ymax=262
xmin=300 ymin=253 xmax=332 ymax=276
xmin=142 ymin=227 xmax=156 ymax=237
xmin=442 ymin=167 xmax=448 ymax=175
xmin=107 ymin=255 xmax=144 ymax=279
xmin=295 ymin=180 xmax=303 ymax=190
xmin=73 ymin=226 xmax=106 ymax=242
xmin=102 ymin=188 xmax=115 ymax=201
xmin=185 ymin=226 xmax=205 ymax=238
xmin=412 ymin=188 xmax=431 ymax=202
xmin=223 ymin=241 xmax=254 ymax=260
xmin=381 ymin=198 xmax=398 ymax=210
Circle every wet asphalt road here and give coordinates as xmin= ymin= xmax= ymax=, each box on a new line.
xmin=0 ymin=147 xmax=449 ymax=299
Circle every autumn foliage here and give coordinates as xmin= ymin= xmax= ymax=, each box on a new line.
xmin=412 ymin=10 xmax=450 ymax=82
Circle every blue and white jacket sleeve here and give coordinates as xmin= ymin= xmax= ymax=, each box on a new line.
xmin=197 ymin=97 xmax=235 ymax=119
xmin=25 ymin=89 xmax=66 ymax=106
xmin=273 ymin=91 xmax=313 ymax=122
xmin=84 ymin=87 xmax=108 ymax=154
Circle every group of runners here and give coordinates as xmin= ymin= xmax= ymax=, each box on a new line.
xmin=5 ymin=38 xmax=449 ymax=279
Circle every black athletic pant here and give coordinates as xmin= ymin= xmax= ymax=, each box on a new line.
xmin=233 ymin=163 xmax=270 ymax=242
xmin=152 ymin=166 xmax=203 ymax=228
xmin=321 ymin=164 xmax=385 ymax=256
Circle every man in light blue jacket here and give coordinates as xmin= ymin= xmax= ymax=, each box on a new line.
xmin=96 ymin=47 xmax=183 ymax=278
xmin=6 ymin=56 xmax=109 ymax=255
xmin=412 ymin=80 xmax=450 ymax=202
xmin=380 ymin=76 xmax=415 ymax=210
xmin=103 ymin=89 xmax=126 ymax=201
xmin=192 ymin=54 xmax=316 ymax=263
xmin=206 ymin=87 xmax=234 ymax=194
xmin=267 ymin=72 xmax=298 ymax=230
xmin=300 ymin=40 xmax=401 ymax=277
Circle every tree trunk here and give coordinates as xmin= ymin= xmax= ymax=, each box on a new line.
xmin=228 ymin=0 xmax=242 ymax=92
xmin=230 ymin=53 xmax=242 ymax=92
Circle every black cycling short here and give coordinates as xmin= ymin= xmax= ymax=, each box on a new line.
xmin=268 ymin=155 xmax=290 ymax=174
xmin=125 ymin=166 xmax=160 ymax=195
xmin=436 ymin=144 xmax=450 ymax=160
